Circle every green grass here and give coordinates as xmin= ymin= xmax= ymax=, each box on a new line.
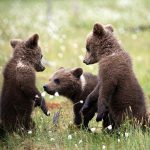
xmin=0 ymin=0 xmax=150 ymax=149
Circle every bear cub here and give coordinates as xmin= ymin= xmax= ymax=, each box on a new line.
xmin=0 ymin=34 xmax=49 ymax=133
xmin=81 ymin=23 xmax=148 ymax=129
xmin=43 ymin=67 xmax=98 ymax=130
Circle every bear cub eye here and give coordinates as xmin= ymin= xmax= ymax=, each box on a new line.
xmin=54 ymin=78 xmax=60 ymax=84
xmin=86 ymin=45 xmax=90 ymax=52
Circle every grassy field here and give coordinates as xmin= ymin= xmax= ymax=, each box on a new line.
xmin=0 ymin=0 xmax=150 ymax=149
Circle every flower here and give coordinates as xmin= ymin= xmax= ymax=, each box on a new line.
xmin=118 ymin=139 xmax=120 ymax=143
xmin=28 ymin=130 xmax=32 ymax=134
xmin=47 ymin=110 xmax=50 ymax=116
xmin=79 ymin=139 xmax=82 ymax=144
xmin=107 ymin=125 xmax=112 ymax=130
xmin=50 ymin=138 xmax=55 ymax=141
xmin=80 ymin=100 xmax=83 ymax=104
xmin=125 ymin=132 xmax=129 ymax=138
xmin=68 ymin=135 xmax=72 ymax=140
xmin=35 ymin=94 xmax=39 ymax=98
xmin=41 ymin=91 xmax=46 ymax=97
xmin=91 ymin=128 xmax=96 ymax=133
xmin=49 ymin=95 xmax=54 ymax=99
xmin=102 ymin=145 xmax=106 ymax=149
xmin=54 ymin=92 xmax=59 ymax=97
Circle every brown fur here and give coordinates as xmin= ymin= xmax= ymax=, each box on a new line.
xmin=43 ymin=67 xmax=99 ymax=130
xmin=81 ymin=23 xmax=148 ymax=129
xmin=0 ymin=34 xmax=49 ymax=133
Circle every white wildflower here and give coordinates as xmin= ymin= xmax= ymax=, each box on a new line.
xmin=75 ymin=144 xmax=78 ymax=148
xmin=50 ymin=138 xmax=55 ymax=141
xmin=35 ymin=94 xmax=39 ymax=98
xmin=79 ymin=139 xmax=82 ymax=144
xmin=118 ymin=139 xmax=120 ymax=143
xmin=80 ymin=100 xmax=83 ymax=104
xmin=28 ymin=130 xmax=32 ymax=134
xmin=54 ymin=92 xmax=59 ymax=97
xmin=91 ymin=128 xmax=96 ymax=133
xmin=102 ymin=145 xmax=106 ymax=149
xmin=49 ymin=95 xmax=54 ymax=99
xmin=125 ymin=132 xmax=129 ymax=138
xmin=41 ymin=91 xmax=46 ymax=97
xmin=68 ymin=134 xmax=72 ymax=140
xmin=107 ymin=125 xmax=112 ymax=130
xmin=47 ymin=110 xmax=50 ymax=116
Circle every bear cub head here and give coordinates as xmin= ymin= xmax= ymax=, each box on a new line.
xmin=43 ymin=67 xmax=83 ymax=96
xmin=83 ymin=23 xmax=118 ymax=65
xmin=10 ymin=34 xmax=45 ymax=72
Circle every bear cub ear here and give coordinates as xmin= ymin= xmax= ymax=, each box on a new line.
xmin=71 ymin=68 xmax=83 ymax=78
xmin=10 ymin=39 xmax=21 ymax=48
xmin=26 ymin=33 xmax=39 ymax=48
xmin=93 ymin=23 xmax=105 ymax=36
xmin=105 ymin=24 xmax=114 ymax=32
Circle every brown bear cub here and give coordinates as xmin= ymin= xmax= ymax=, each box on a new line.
xmin=81 ymin=23 xmax=148 ymax=129
xmin=0 ymin=34 xmax=49 ymax=134
xmin=43 ymin=67 xmax=99 ymax=130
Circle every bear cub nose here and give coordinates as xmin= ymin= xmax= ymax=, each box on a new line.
xmin=43 ymin=85 xmax=48 ymax=91
xmin=83 ymin=59 xmax=89 ymax=65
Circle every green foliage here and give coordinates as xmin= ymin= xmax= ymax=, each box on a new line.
xmin=0 ymin=0 xmax=150 ymax=149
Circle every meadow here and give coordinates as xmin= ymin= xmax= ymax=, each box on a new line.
xmin=0 ymin=0 xmax=150 ymax=149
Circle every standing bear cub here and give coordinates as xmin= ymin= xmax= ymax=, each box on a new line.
xmin=0 ymin=34 xmax=50 ymax=133
xmin=81 ymin=23 xmax=148 ymax=129
xmin=43 ymin=67 xmax=99 ymax=130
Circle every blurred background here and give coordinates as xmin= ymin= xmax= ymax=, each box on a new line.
xmin=0 ymin=0 xmax=150 ymax=104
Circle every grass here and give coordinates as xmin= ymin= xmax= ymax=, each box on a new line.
xmin=0 ymin=0 xmax=150 ymax=149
